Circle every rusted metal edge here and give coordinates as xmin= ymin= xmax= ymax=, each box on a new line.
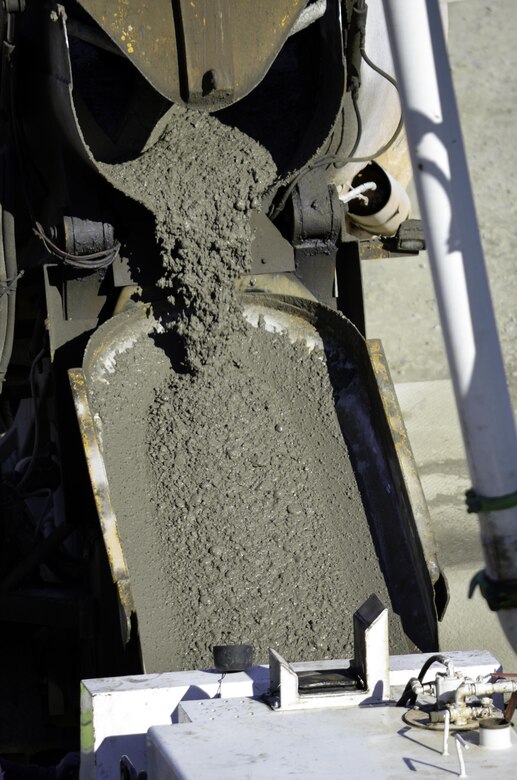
xmin=367 ymin=339 xmax=448 ymax=619
xmin=68 ymin=367 xmax=135 ymax=644
xmin=78 ymin=0 xmax=308 ymax=109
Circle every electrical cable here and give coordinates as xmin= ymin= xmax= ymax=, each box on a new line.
xmin=269 ymin=137 xmax=399 ymax=221
xmin=268 ymin=121 xmax=403 ymax=220
xmin=6 ymin=21 xmax=119 ymax=273
xmin=349 ymin=88 xmax=363 ymax=159
xmin=326 ymin=84 xmax=362 ymax=172
xmin=268 ymin=23 xmax=403 ymax=220
xmin=360 ymin=46 xmax=397 ymax=90
xmin=332 ymin=43 xmax=403 ymax=168
xmin=33 ymin=221 xmax=120 ymax=270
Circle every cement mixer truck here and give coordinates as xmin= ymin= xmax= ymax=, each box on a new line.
xmin=1 ymin=1 xmax=516 ymax=774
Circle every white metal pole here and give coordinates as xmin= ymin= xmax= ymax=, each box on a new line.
xmin=381 ymin=0 xmax=517 ymax=649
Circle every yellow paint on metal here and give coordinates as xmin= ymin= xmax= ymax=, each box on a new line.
xmin=80 ymin=696 xmax=95 ymax=752
xmin=80 ymin=0 xmax=308 ymax=107
xmin=120 ymin=23 xmax=136 ymax=54
xmin=68 ymin=368 xmax=134 ymax=644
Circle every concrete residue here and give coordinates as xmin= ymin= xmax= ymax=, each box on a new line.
xmin=92 ymin=107 xmax=407 ymax=671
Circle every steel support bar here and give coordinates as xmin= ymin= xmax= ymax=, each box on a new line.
xmin=382 ymin=0 xmax=517 ymax=648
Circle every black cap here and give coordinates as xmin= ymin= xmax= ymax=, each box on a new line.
xmin=212 ymin=644 xmax=254 ymax=672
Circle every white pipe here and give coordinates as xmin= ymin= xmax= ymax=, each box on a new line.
xmin=442 ymin=709 xmax=450 ymax=756
xmin=454 ymin=734 xmax=468 ymax=778
xmin=338 ymin=181 xmax=377 ymax=206
xmin=381 ymin=0 xmax=517 ymax=645
xmin=454 ymin=680 xmax=517 ymax=705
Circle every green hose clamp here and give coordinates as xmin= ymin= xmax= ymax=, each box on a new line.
xmin=465 ymin=487 xmax=517 ymax=514
xmin=469 ymin=570 xmax=517 ymax=611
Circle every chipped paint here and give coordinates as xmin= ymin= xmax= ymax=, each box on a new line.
xmin=68 ymin=368 xmax=134 ymax=644
xmin=80 ymin=0 xmax=308 ymax=105
xmin=120 ymin=26 xmax=136 ymax=54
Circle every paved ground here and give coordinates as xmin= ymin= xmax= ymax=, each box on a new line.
xmin=362 ymin=0 xmax=517 ymax=670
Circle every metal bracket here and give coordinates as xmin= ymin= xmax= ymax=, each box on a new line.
xmin=287 ymin=168 xmax=343 ymax=306
xmin=43 ymin=264 xmax=107 ymax=358
xmin=357 ymin=219 xmax=426 ymax=260
xmin=267 ymin=595 xmax=390 ymax=711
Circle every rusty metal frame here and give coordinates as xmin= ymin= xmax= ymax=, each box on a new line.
xmin=68 ymin=367 xmax=135 ymax=643
xmin=76 ymin=0 xmax=309 ymax=108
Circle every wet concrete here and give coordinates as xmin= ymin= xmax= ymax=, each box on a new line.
xmin=92 ymin=313 xmax=407 ymax=671
xmin=92 ymin=107 xmax=407 ymax=671
xmin=100 ymin=105 xmax=277 ymax=372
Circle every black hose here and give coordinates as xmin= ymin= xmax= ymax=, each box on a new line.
xmin=416 ymin=654 xmax=452 ymax=684
xmin=349 ymin=88 xmax=363 ymax=160
xmin=396 ymin=654 xmax=452 ymax=707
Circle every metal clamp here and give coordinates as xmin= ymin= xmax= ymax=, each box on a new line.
xmin=465 ymin=487 xmax=517 ymax=514
xmin=469 ymin=569 xmax=517 ymax=611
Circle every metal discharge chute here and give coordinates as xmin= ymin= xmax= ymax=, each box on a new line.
xmin=0 ymin=0 xmax=457 ymax=758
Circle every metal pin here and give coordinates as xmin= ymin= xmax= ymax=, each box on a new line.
xmin=442 ymin=709 xmax=450 ymax=756
xmin=454 ymin=733 xmax=469 ymax=778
